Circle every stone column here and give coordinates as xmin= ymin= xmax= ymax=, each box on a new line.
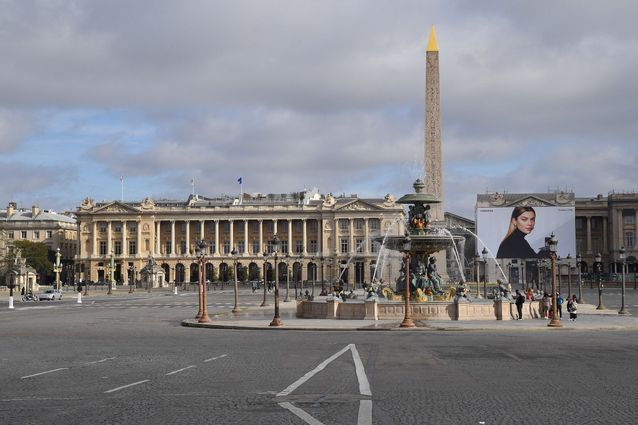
xmin=229 ymin=219 xmax=234 ymax=252
xmin=136 ymin=220 xmax=141 ymax=258
xmin=92 ymin=222 xmax=97 ymax=256
xmin=185 ymin=220 xmax=190 ymax=256
xmin=317 ymin=219 xmax=322 ymax=256
xmin=288 ymin=219 xmax=293 ymax=255
xmin=107 ymin=221 xmax=112 ymax=254
xmin=171 ymin=220 xmax=176 ymax=256
xmin=200 ymin=220 xmax=205 ymax=240
xmin=364 ymin=218 xmax=369 ymax=254
xmin=619 ymin=209 xmax=624 ymax=250
xmin=273 ymin=219 xmax=278 ymax=235
xmin=155 ymin=221 xmax=160 ymax=255
xmin=302 ymin=219 xmax=308 ymax=255
xmin=603 ymin=217 xmax=608 ymax=252
xmin=349 ymin=218 xmax=354 ymax=255
xmin=585 ymin=217 xmax=591 ymax=254
xmin=244 ymin=220 xmax=249 ymax=254
xmin=259 ymin=220 xmax=264 ymax=253
xmin=122 ymin=221 xmax=127 ymax=256
xmin=214 ymin=220 xmax=220 ymax=255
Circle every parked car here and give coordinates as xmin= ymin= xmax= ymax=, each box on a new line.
xmin=39 ymin=289 xmax=63 ymax=301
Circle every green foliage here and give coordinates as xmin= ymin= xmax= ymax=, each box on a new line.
xmin=12 ymin=241 xmax=54 ymax=280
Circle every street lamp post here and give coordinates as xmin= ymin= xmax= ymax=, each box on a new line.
xmin=576 ymin=254 xmax=584 ymax=303
xmin=481 ymin=247 xmax=488 ymax=298
xmin=310 ymin=256 xmax=316 ymax=298
xmin=619 ymin=247 xmax=629 ymax=315
xmin=231 ymin=247 xmax=240 ymax=313
xmin=284 ymin=253 xmax=291 ymax=302
xmin=594 ymin=252 xmax=605 ymax=310
xmin=269 ymin=235 xmax=283 ymax=327
xmin=196 ymin=240 xmax=211 ymax=323
xmin=54 ymin=248 xmax=62 ymax=291
xmin=547 ymin=233 xmax=562 ymax=327
xmin=298 ymin=253 xmax=304 ymax=298
xmin=129 ymin=264 xmax=135 ymax=293
xmin=400 ymin=235 xmax=415 ymax=328
xmin=566 ymin=254 xmax=572 ymax=298
xmin=320 ymin=256 xmax=325 ymax=295
xmin=107 ymin=250 xmax=114 ymax=295
xmin=261 ymin=252 xmax=269 ymax=307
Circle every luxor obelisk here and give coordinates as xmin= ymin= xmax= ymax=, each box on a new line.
xmin=424 ymin=26 xmax=443 ymax=221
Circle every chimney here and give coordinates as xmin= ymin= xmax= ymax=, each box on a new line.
xmin=32 ymin=205 xmax=40 ymax=217
xmin=7 ymin=202 xmax=16 ymax=217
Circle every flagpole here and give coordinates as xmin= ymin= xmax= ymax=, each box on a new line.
xmin=191 ymin=177 xmax=195 ymax=197
xmin=120 ymin=176 xmax=124 ymax=202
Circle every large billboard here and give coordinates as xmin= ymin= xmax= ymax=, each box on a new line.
xmin=476 ymin=206 xmax=576 ymax=259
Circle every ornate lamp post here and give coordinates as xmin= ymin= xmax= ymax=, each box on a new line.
xmin=481 ymin=247 xmax=488 ymax=298
xmin=319 ymin=256 xmax=325 ymax=295
xmin=261 ymin=251 xmax=269 ymax=307
xmin=54 ymin=248 xmax=62 ymax=291
xmin=547 ymin=233 xmax=562 ymax=327
xmin=7 ymin=279 xmax=16 ymax=309
xmin=231 ymin=247 xmax=240 ymax=313
xmin=400 ymin=235 xmax=415 ymax=328
xmin=107 ymin=250 xmax=114 ymax=295
xmin=298 ymin=253 xmax=304 ymax=297
xmin=128 ymin=264 xmax=135 ymax=293
xmin=594 ymin=252 xmax=605 ymax=310
xmin=196 ymin=239 xmax=211 ymax=323
xmin=565 ymin=254 xmax=572 ymax=298
xmin=619 ymin=247 xmax=630 ymax=315
xmin=284 ymin=253 xmax=291 ymax=302
xmin=576 ymin=254 xmax=584 ymax=303
xmin=310 ymin=255 xmax=316 ymax=297
xmin=269 ymin=235 xmax=283 ymax=327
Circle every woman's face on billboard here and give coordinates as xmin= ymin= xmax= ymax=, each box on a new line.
xmin=513 ymin=211 xmax=535 ymax=234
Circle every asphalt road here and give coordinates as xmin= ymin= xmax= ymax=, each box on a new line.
xmin=1 ymin=288 xmax=638 ymax=424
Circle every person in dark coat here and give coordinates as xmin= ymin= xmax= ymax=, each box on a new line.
xmin=514 ymin=289 xmax=525 ymax=320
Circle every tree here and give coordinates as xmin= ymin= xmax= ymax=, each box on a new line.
xmin=10 ymin=241 xmax=54 ymax=283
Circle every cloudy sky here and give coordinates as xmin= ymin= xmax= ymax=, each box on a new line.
xmin=1 ymin=0 xmax=637 ymax=218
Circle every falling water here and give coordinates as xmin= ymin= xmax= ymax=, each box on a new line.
xmin=452 ymin=225 xmax=508 ymax=282
xmin=371 ymin=217 xmax=404 ymax=283
xmin=440 ymin=227 xmax=466 ymax=282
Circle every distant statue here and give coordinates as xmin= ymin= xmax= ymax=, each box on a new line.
xmin=494 ymin=279 xmax=514 ymax=301
xmin=454 ymin=280 xmax=470 ymax=303
xmin=426 ymin=257 xmax=442 ymax=292
xmin=14 ymin=248 xmax=22 ymax=265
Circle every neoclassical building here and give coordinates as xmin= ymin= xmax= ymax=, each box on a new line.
xmin=74 ymin=191 xmax=405 ymax=287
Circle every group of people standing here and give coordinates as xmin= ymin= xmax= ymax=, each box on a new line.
xmin=516 ymin=290 xmax=578 ymax=321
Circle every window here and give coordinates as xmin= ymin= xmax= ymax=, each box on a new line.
xmin=180 ymin=241 xmax=187 ymax=254
xmin=355 ymin=239 xmax=363 ymax=253
xmin=129 ymin=222 xmax=136 ymax=232
xmin=623 ymin=212 xmax=636 ymax=225
xmin=129 ymin=240 xmax=137 ymax=255
xmin=21 ymin=231 xmax=27 ymax=239
xmin=341 ymin=238 xmax=349 ymax=253
xmin=591 ymin=217 xmax=601 ymax=230
xmin=371 ymin=241 xmax=380 ymax=253
xmin=295 ymin=221 xmax=303 ymax=232
xmin=99 ymin=241 xmax=107 ymax=255
xmin=339 ymin=219 xmax=348 ymax=231
xmin=46 ymin=230 xmax=53 ymax=239
xmin=165 ymin=241 xmax=172 ymax=254
xmin=238 ymin=240 xmax=245 ymax=254
xmin=309 ymin=240 xmax=317 ymax=253
xmin=114 ymin=223 xmax=122 ymax=232
xmin=210 ymin=241 xmax=216 ymax=253
xmin=355 ymin=219 xmax=363 ymax=230
xmin=99 ymin=223 xmax=107 ymax=233
xmin=369 ymin=219 xmax=380 ymax=231
xmin=8 ymin=231 xmax=14 ymax=239
xmin=295 ymin=240 xmax=303 ymax=254
xmin=308 ymin=221 xmax=318 ymax=233
xmin=180 ymin=223 xmax=187 ymax=232
xmin=252 ymin=240 xmax=259 ymax=254
xmin=281 ymin=240 xmax=288 ymax=254
xmin=626 ymin=232 xmax=635 ymax=249
xmin=223 ymin=240 xmax=230 ymax=254
xmin=575 ymin=218 xmax=584 ymax=230
xmin=33 ymin=231 xmax=40 ymax=240
xmin=114 ymin=241 xmax=122 ymax=255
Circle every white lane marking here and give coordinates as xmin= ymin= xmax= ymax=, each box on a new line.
xmin=278 ymin=402 xmax=325 ymax=425
xmin=166 ymin=365 xmax=196 ymax=376
xmin=21 ymin=368 xmax=68 ymax=379
xmin=85 ymin=357 xmax=116 ymax=365
xmin=104 ymin=379 xmax=150 ymax=393
xmin=204 ymin=354 xmax=228 ymax=362
xmin=358 ymin=400 xmax=372 ymax=425
xmin=277 ymin=344 xmax=351 ymax=397
xmin=350 ymin=344 xmax=371 ymax=396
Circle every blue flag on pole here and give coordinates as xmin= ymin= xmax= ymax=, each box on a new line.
xmin=237 ymin=177 xmax=242 ymax=184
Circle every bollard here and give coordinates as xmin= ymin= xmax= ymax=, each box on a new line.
xmin=9 ymin=296 xmax=14 ymax=309
xmin=173 ymin=287 xmax=178 ymax=295
xmin=77 ymin=292 xmax=82 ymax=304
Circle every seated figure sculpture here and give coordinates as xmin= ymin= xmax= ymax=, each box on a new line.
xmin=426 ymin=257 xmax=443 ymax=293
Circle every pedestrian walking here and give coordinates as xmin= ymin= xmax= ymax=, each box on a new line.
xmin=515 ymin=289 xmax=525 ymax=320
xmin=556 ymin=292 xmax=564 ymax=319
xmin=567 ymin=295 xmax=578 ymax=321
xmin=542 ymin=292 xmax=551 ymax=319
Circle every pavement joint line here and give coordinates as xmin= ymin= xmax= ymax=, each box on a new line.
xmin=21 ymin=367 xmax=69 ymax=379
xmin=84 ymin=357 xmax=116 ymax=365
xmin=203 ymin=354 xmax=228 ymax=362
xmin=166 ymin=365 xmax=196 ymax=376
xmin=104 ymin=379 xmax=150 ymax=393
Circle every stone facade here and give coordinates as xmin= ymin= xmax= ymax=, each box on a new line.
xmin=74 ymin=191 xmax=405 ymax=287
